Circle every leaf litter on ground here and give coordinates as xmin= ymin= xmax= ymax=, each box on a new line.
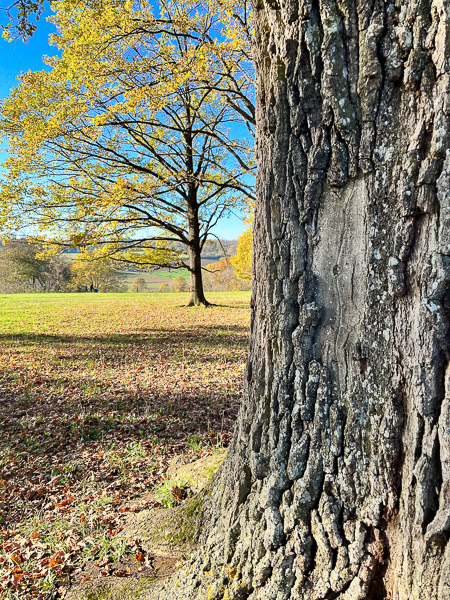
xmin=0 ymin=291 xmax=250 ymax=599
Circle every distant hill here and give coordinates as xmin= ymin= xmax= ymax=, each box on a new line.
xmin=59 ymin=238 xmax=238 ymax=258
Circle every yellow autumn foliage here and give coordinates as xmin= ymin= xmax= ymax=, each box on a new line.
xmin=231 ymin=227 xmax=252 ymax=282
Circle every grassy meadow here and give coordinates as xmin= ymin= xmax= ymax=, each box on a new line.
xmin=119 ymin=267 xmax=190 ymax=290
xmin=0 ymin=292 xmax=250 ymax=599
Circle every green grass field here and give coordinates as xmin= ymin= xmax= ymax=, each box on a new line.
xmin=0 ymin=292 xmax=250 ymax=599
xmin=119 ymin=268 xmax=191 ymax=289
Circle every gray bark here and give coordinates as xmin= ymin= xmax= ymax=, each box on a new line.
xmin=146 ymin=0 xmax=450 ymax=598
xmin=186 ymin=197 xmax=209 ymax=306
xmin=186 ymin=239 xmax=209 ymax=307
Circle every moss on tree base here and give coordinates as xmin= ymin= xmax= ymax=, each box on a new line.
xmin=66 ymin=454 xmax=224 ymax=600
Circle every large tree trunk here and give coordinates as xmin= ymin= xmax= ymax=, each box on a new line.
xmin=150 ymin=1 xmax=450 ymax=598
xmin=186 ymin=240 xmax=209 ymax=307
xmin=186 ymin=196 xmax=210 ymax=307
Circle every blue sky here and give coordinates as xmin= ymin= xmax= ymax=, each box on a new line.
xmin=0 ymin=14 xmax=55 ymax=99
xmin=0 ymin=13 xmax=247 ymax=241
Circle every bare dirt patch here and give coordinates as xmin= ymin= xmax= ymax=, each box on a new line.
xmin=65 ymin=454 xmax=222 ymax=600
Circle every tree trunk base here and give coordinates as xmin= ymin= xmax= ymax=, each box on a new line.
xmin=185 ymin=298 xmax=213 ymax=308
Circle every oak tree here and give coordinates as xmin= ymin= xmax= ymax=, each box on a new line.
xmin=0 ymin=0 xmax=254 ymax=306
xmin=130 ymin=276 xmax=149 ymax=293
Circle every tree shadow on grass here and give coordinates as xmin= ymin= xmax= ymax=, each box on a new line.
xmin=0 ymin=324 xmax=249 ymax=346
xmin=0 ymin=297 xmax=249 ymax=594
xmin=0 ymin=321 xmax=248 ymax=464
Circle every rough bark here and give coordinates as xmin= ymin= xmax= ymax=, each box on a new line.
xmin=146 ymin=0 xmax=450 ymax=598
xmin=186 ymin=240 xmax=209 ymax=307
xmin=186 ymin=198 xmax=209 ymax=307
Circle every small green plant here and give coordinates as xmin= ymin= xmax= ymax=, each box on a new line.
xmin=24 ymin=435 xmax=40 ymax=452
xmin=99 ymin=536 xmax=131 ymax=563
xmin=82 ymin=427 xmax=102 ymax=441
xmin=101 ymin=418 xmax=117 ymax=431
xmin=124 ymin=441 xmax=147 ymax=460
xmin=40 ymin=569 xmax=57 ymax=593
xmin=153 ymin=477 xmax=191 ymax=508
xmin=81 ymin=536 xmax=131 ymax=564
xmin=186 ymin=434 xmax=203 ymax=451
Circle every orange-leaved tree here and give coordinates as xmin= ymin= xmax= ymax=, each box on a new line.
xmin=231 ymin=227 xmax=252 ymax=283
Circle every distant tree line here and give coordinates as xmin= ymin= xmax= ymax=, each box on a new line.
xmin=0 ymin=240 xmax=71 ymax=293
xmin=0 ymin=234 xmax=252 ymax=293
xmin=0 ymin=241 xmax=125 ymax=293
